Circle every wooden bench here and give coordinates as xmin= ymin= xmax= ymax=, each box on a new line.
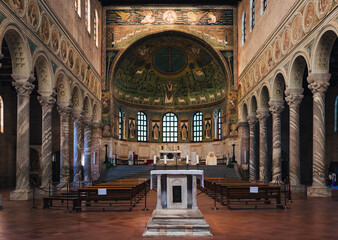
xmin=43 ymin=195 xmax=79 ymax=210
xmin=226 ymin=185 xmax=282 ymax=209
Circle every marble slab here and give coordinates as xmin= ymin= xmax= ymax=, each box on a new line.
xmin=150 ymin=170 xmax=204 ymax=189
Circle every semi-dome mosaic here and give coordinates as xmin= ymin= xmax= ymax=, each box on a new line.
xmin=112 ymin=31 xmax=228 ymax=107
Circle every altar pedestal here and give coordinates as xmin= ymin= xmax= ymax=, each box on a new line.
xmin=143 ymin=170 xmax=212 ymax=237
xmin=160 ymin=151 xmax=181 ymax=160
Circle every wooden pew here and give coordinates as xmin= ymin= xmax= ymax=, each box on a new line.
xmin=226 ymin=185 xmax=282 ymax=209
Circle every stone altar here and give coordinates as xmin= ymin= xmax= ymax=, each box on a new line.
xmin=160 ymin=150 xmax=181 ymax=160
xmin=143 ymin=170 xmax=212 ymax=237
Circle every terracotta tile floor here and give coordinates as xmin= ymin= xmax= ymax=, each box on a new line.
xmin=0 ymin=189 xmax=338 ymax=240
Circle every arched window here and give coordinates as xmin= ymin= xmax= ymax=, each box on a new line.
xmin=242 ymin=11 xmax=246 ymax=45
xmin=0 ymin=96 xmax=3 ymax=133
xmin=119 ymin=110 xmax=122 ymax=140
xmin=85 ymin=0 xmax=91 ymax=33
xmin=335 ymin=96 xmax=338 ymax=133
xmin=137 ymin=112 xmax=147 ymax=142
xmin=162 ymin=113 xmax=178 ymax=142
xmin=193 ymin=112 xmax=203 ymax=142
xmin=75 ymin=0 xmax=81 ymax=17
xmin=94 ymin=9 xmax=99 ymax=47
xmin=218 ymin=110 xmax=222 ymax=140
xmin=251 ymin=0 xmax=255 ymax=31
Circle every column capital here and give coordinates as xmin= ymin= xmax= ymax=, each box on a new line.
xmin=12 ymin=81 xmax=35 ymax=96
xmin=269 ymin=100 xmax=284 ymax=115
xmin=73 ymin=110 xmax=83 ymax=122
xmin=285 ymin=88 xmax=303 ymax=108
xmin=307 ymin=73 xmax=330 ymax=96
xmin=247 ymin=115 xmax=257 ymax=126
xmin=92 ymin=122 xmax=103 ymax=129
xmin=256 ymin=108 xmax=270 ymax=121
xmin=38 ymin=95 xmax=56 ymax=108
xmin=83 ymin=117 xmax=93 ymax=127
xmin=57 ymin=105 xmax=72 ymax=117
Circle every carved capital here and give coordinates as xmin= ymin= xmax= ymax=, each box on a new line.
xmin=12 ymin=81 xmax=35 ymax=96
xmin=38 ymin=95 xmax=56 ymax=109
xmin=285 ymin=88 xmax=303 ymax=108
xmin=247 ymin=115 xmax=257 ymax=127
xmin=308 ymin=80 xmax=330 ymax=96
xmin=73 ymin=110 xmax=83 ymax=122
xmin=269 ymin=100 xmax=284 ymax=115
xmin=83 ymin=117 xmax=93 ymax=127
xmin=238 ymin=121 xmax=249 ymax=128
xmin=57 ymin=105 xmax=72 ymax=118
xmin=256 ymin=108 xmax=270 ymax=121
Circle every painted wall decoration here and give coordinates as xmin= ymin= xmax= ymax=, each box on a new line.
xmin=107 ymin=9 xmax=233 ymax=26
xmin=180 ymin=121 xmax=189 ymax=141
xmin=112 ymin=32 xmax=227 ymax=106
xmin=152 ymin=121 xmax=161 ymax=140
xmin=27 ymin=1 xmax=39 ymax=30
xmin=0 ymin=11 xmax=6 ymax=24
xmin=204 ymin=118 xmax=212 ymax=139
xmin=40 ymin=14 xmax=50 ymax=43
xmin=220 ymin=50 xmax=234 ymax=87
xmin=128 ymin=118 xmax=136 ymax=139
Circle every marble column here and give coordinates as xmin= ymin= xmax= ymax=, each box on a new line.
xmin=256 ymin=108 xmax=270 ymax=183
xmin=307 ymin=73 xmax=332 ymax=197
xmin=73 ymin=112 xmax=83 ymax=186
xmin=238 ymin=121 xmax=249 ymax=165
xmin=248 ymin=116 xmax=258 ymax=182
xmin=269 ymin=100 xmax=284 ymax=183
xmin=285 ymin=88 xmax=305 ymax=192
xmin=91 ymin=123 xmax=102 ymax=180
xmin=10 ymin=80 xmax=35 ymax=200
xmin=57 ymin=106 xmax=72 ymax=185
xmin=83 ymin=118 xmax=92 ymax=184
xmin=38 ymin=95 xmax=56 ymax=190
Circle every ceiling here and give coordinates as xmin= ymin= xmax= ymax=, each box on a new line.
xmin=99 ymin=0 xmax=241 ymax=7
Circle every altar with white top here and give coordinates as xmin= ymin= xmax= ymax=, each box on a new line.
xmin=160 ymin=150 xmax=181 ymax=160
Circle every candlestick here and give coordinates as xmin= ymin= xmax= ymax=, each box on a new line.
xmin=164 ymin=155 xmax=167 ymax=165
xmin=244 ymin=151 xmax=246 ymax=164
xmin=196 ymin=155 xmax=199 ymax=165
xmin=154 ymin=155 xmax=156 ymax=165
xmin=186 ymin=155 xmax=189 ymax=165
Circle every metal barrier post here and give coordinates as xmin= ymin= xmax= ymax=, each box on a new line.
xmin=212 ymin=182 xmax=219 ymax=210
xmin=65 ymin=181 xmax=71 ymax=213
xmin=32 ymin=185 xmax=37 ymax=209
xmin=142 ymin=183 xmax=149 ymax=211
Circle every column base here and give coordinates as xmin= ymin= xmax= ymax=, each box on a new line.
xmin=291 ymin=184 xmax=306 ymax=193
xmin=307 ymin=185 xmax=332 ymax=197
xmin=270 ymin=179 xmax=284 ymax=185
xmin=10 ymin=189 xmax=32 ymax=200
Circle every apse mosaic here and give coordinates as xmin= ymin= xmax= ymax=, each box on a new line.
xmin=112 ymin=32 xmax=228 ymax=106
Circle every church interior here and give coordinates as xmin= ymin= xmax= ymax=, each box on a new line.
xmin=0 ymin=0 xmax=338 ymax=239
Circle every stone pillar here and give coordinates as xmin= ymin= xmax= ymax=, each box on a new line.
xmin=269 ymin=100 xmax=284 ymax=184
xmin=73 ymin=112 xmax=83 ymax=186
xmin=38 ymin=95 xmax=56 ymax=190
xmin=10 ymin=80 xmax=35 ymax=200
xmin=307 ymin=73 xmax=331 ymax=197
xmin=285 ymin=88 xmax=305 ymax=192
xmin=58 ymin=106 xmax=71 ymax=185
xmin=192 ymin=175 xmax=197 ymax=209
xmin=238 ymin=121 xmax=249 ymax=165
xmin=83 ymin=118 xmax=92 ymax=184
xmin=256 ymin=108 xmax=270 ymax=183
xmin=248 ymin=116 xmax=258 ymax=182
xmin=91 ymin=123 xmax=102 ymax=180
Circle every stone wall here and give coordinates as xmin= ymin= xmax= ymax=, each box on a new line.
xmin=47 ymin=0 xmax=103 ymax=73
xmin=237 ymin=0 xmax=298 ymax=75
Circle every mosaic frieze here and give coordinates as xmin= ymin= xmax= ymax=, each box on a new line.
xmin=107 ymin=9 xmax=233 ymax=26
